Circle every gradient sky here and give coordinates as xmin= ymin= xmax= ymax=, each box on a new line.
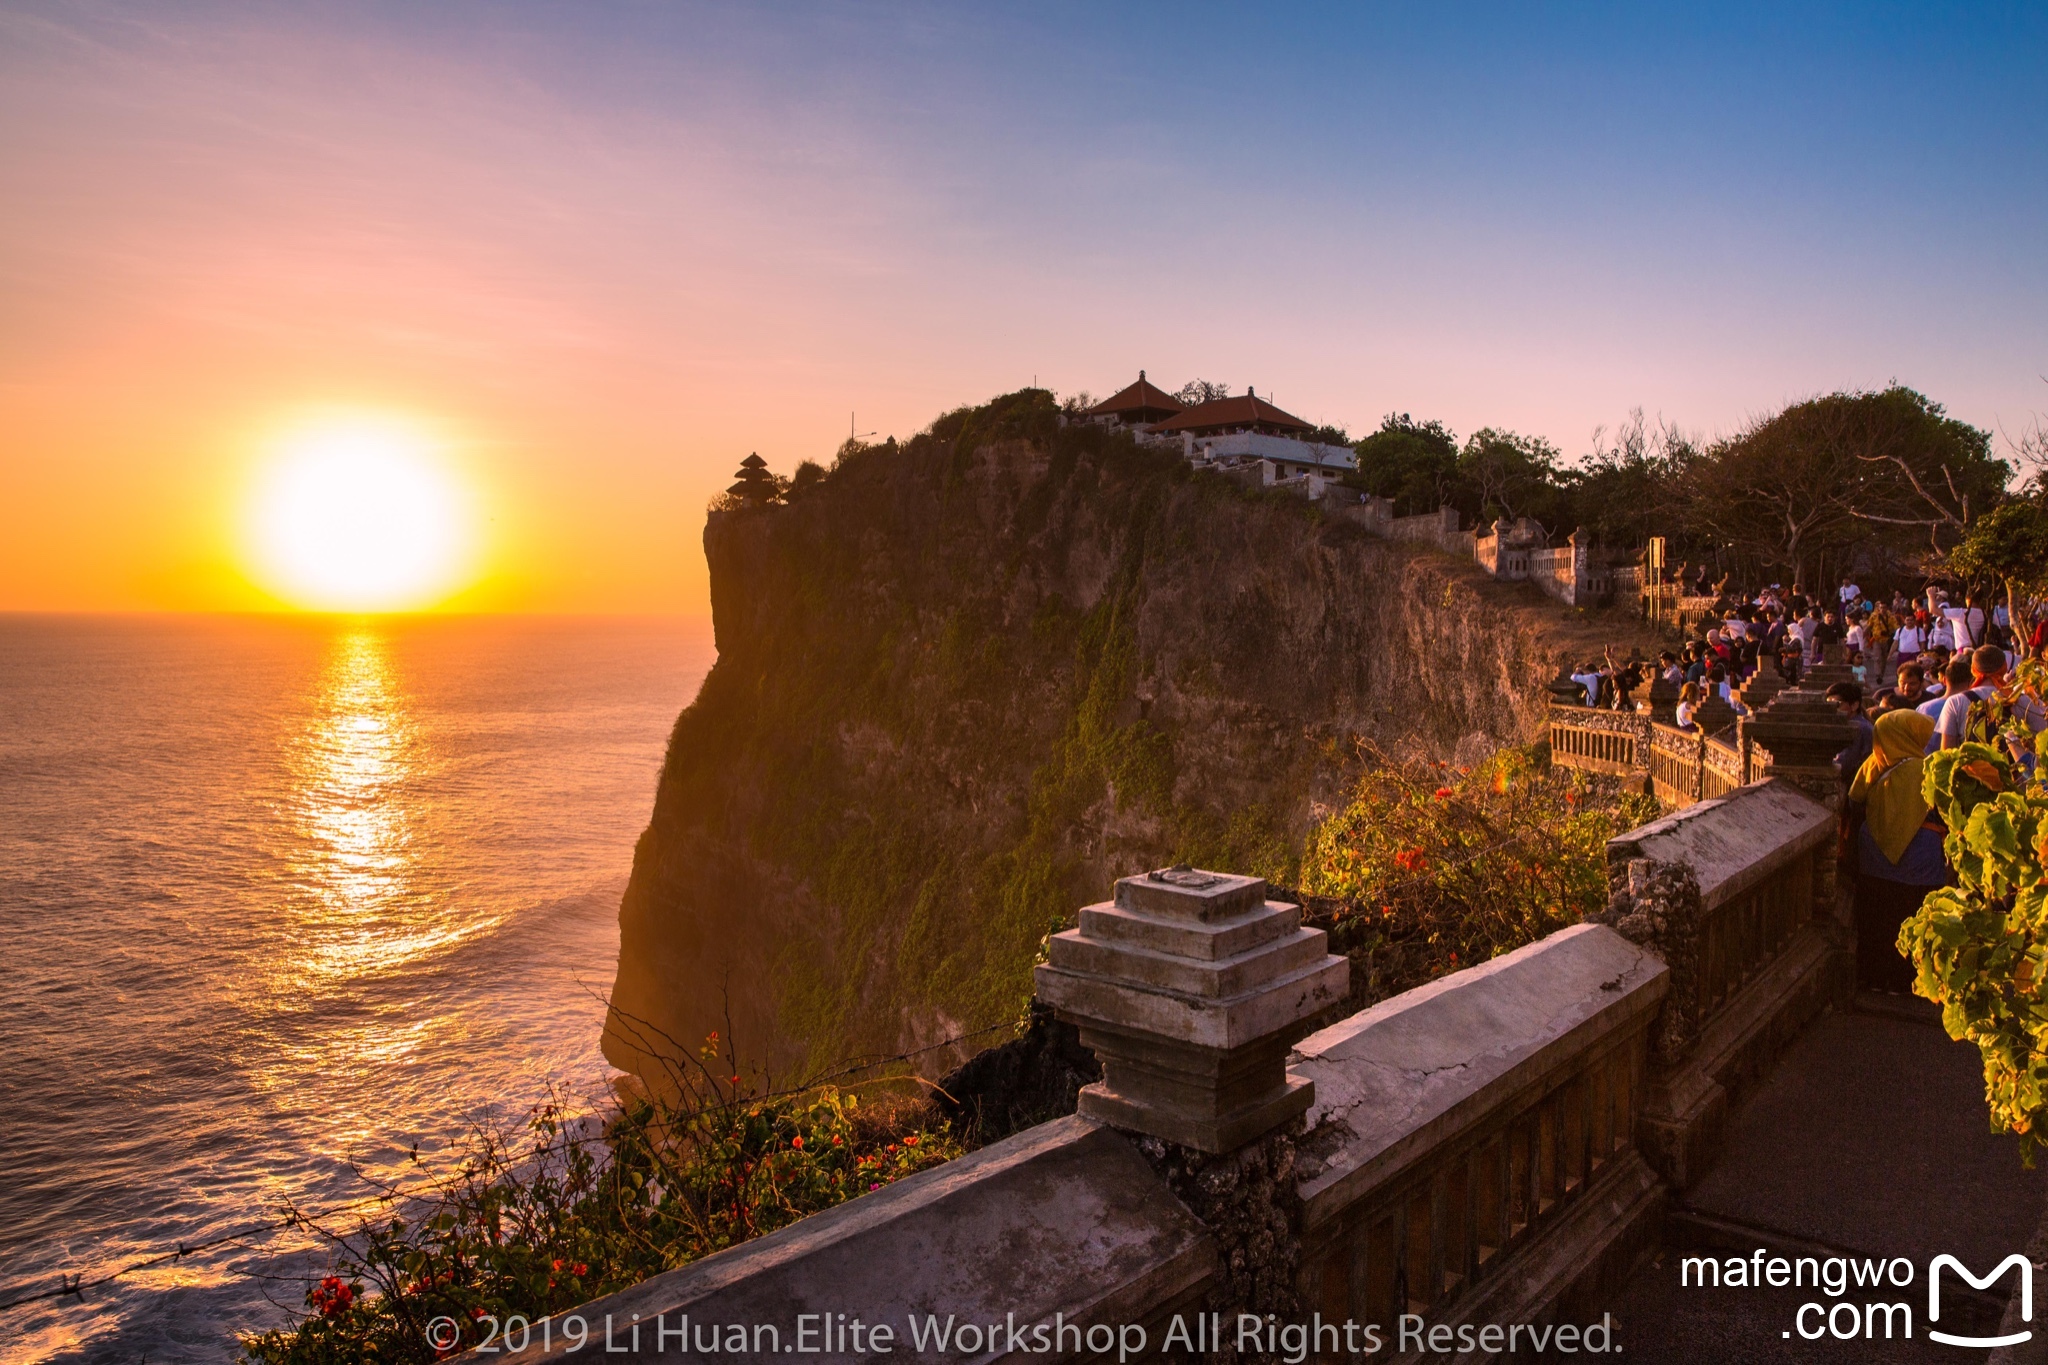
xmin=3 ymin=1 xmax=2044 ymax=613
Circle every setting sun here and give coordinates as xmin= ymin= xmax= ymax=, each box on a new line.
xmin=243 ymin=415 xmax=477 ymax=612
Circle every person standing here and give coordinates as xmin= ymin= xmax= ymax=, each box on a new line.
xmin=1936 ymin=646 xmax=2008 ymax=750
xmin=1828 ymin=682 xmax=1875 ymax=781
xmin=1864 ymin=603 xmax=1894 ymax=683
xmin=1944 ymin=596 xmax=1986 ymax=651
xmin=1846 ymin=711 xmax=1948 ymax=993
xmin=1894 ymin=613 xmax=1924 ymax=663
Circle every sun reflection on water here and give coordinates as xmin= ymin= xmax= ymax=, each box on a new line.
xmin=281 ymin=629 xmax=472 ymax=987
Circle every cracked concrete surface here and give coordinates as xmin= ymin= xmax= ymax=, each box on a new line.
xmin=1288 ymin=924 xmax=1667 ymax=1225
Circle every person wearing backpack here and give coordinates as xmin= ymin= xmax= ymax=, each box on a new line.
xmin=1937 ymin=646 xmax=2010 ymax=750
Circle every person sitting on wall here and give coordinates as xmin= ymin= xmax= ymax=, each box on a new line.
xmin=1846 ymin=710 xmax=1948 ymax=994
xmin=1571 ymin=661 xmax=1604 ymax=707
xmin=1658 ymin=650 xmax=1685 ymax=687
xmin=1675 ymin=681 xmax=1703 ymax=732
xmin=1607 ymin=650 xmax=1646 ymax=711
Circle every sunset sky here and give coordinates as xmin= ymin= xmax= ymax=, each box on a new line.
xmin=3 ymin=2 xmax=2044 ymax=614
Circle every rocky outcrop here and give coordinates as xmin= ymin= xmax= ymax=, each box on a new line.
xmin=604 ymin=391 xmax=1662 ymax=1083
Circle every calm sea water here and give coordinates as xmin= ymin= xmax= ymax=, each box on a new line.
xmin=0 ymin=615 xmax=713 ymax=1364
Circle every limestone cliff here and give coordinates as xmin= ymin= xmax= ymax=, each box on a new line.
xmin=604 ymin=390 xmax=1656 ymax=1083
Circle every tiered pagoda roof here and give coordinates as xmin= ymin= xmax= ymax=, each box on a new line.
xmin=1083 ymin=371 xmax=1185 ymax=425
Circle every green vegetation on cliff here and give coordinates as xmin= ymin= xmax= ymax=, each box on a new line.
xmin=608 ymin=389 xmax=1658 ymax=1083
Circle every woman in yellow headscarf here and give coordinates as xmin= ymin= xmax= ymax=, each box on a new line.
xmin=1846 ymin=709 xmax=1946 ymax=992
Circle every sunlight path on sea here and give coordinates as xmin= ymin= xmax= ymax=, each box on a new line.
xmin=0 ymin=615 xmax=714 ymax=1364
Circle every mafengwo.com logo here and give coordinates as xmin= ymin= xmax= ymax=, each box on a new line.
xmin=1929 ymin=1255 xmax=2032 ymax=1349
xmin=1681 ymin=1248 xmax=2033 ymax=1347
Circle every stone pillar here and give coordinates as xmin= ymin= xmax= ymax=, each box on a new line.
xmin=1645 ymin=672 xmax=1680 ymax=725
xmin=1034 ymin=868 xmax=1348 ymax=1154
xmin=1744 ymin=689 xmax=1858 ymax=941
xmin=1735 ymin=666 xmax=1784 ymax=716
xmin=1744 ymin=688 xmax=1855 ymax=811
xmin=1692 ymin=690 xmax=1739 ymax=737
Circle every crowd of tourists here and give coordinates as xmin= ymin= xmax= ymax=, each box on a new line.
xmin=1564 ymin=577 xmax=2048 ymax=997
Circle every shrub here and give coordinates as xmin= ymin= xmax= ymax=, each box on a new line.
xmin=1297 ymin=745 xmax=1658 ymax=1009
xmin=1898 ymin=658 xmax=2048 ymax=1164
xmin=239 ymin=1039 xmax=960 ymax=1363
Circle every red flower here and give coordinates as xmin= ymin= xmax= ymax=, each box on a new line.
xmin=790 ymin=1135 xmax=804 ymax=1149
xmin=1393 ymin=848 xmax=1429 ymax=873
xmin=903 ymin=1135 xmax=919 ymax=1146
xmin=1434 ymin=787 xmax=1453 ymax=800
xmin=831 ymin=1135 xmax=843 ymax=1146
xmin=572 ymin=1262 xmax=587 ymax=1277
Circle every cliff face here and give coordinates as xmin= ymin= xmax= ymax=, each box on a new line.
xmin=605 ymin=392 xmax=1656 ymax=1082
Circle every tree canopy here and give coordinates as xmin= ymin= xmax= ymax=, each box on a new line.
xmin=1342 ymin=386 xmax=2011 ymax=586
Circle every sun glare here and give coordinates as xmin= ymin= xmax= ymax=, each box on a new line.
xmin=245 ymin=416 xmax=476 ymax=612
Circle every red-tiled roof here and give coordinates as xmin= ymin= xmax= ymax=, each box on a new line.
xmin=1084 ymin=372 xmax=1185 ymax=420
xmin=1150 ymin=392 xmax=1312 ymax=434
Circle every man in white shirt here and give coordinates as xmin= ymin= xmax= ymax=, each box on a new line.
xmin=1944 ymin=601 xmax=1986 ymax=650
xmin=1938 ymin=646 xmax=2007 ymax=749
xmin=1839 ymin=580 xmax=1861 ymax=608
xmin=1895 ymin=618 xmax=1925 ymax=659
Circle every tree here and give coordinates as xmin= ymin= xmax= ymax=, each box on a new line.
xmin=1347 ymin=414 xmax=1459 ymax=517
xmin=1950 ymin=498 xmax=2048 ymax=632
xmin=1174 ymin=379 xmax=1231 ymax=406
xmin=1561 ymin=410 xmax=1696 ymax=550
xmin=1675 ymin=387 xmax=2007 ymax=588
xmin=727 ymin=453 xmax=779 ymax=507
xmin=1457 ymin=428 xmax=1565 ymax=529
xmin=786 ymin=460 xmax=827 ymax=498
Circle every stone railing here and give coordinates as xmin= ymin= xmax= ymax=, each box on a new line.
xmin=1647 ymin=721 xmax=1703 ymax=806
xmin=1290 ymin=926 xmax=1665 ymax=1344
xmin=1700 ymin=730 xmax=1748 ymax=801
xmin=488 ymin=800 xmax=1848 ymax=1361
xmin=1602 ymin=780 xmax=1845 ymax=1186
xmin=1552 ymin=672 xmax=1869 ymax=817
xmin=1547 ymin=703 xmax=1742 ymax=809
xmin=1545 ymin=703 xmax=1644 ymax=777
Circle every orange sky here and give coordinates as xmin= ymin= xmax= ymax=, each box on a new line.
xmin=4 ymin=4 xmax=2043 ymax=614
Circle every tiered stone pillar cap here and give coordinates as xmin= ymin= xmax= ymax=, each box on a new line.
xmin=1035 ymin=867 xmax=1348 ymax=1153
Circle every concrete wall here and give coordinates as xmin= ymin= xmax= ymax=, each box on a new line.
xmin=507 ymin=788 xmax=1844 ymax=1363
xmin=1355 ymin=504 xmax=1607 ymax=606
xmin=1191 ymin=430 xmax=1355 ymax=471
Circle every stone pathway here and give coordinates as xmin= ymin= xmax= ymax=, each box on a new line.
xmin=1607 ymin=995 xmax=2048 ymax=1360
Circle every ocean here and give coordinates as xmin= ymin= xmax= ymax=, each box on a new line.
xmin=0 ymin=614 xmax=714 ymax=1363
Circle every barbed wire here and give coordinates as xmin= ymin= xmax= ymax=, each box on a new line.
xmin=0 ymin=1016 xmax=1017 ymax=1319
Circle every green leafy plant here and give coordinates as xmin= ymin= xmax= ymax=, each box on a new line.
xmin=239 ymin=1037 xmax=960 ymax=1364
xmin=1899 ymin=658 xmax=2048 ymax=1163
xmin=1298 ymin=744 xmax=1658 ymax=1008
